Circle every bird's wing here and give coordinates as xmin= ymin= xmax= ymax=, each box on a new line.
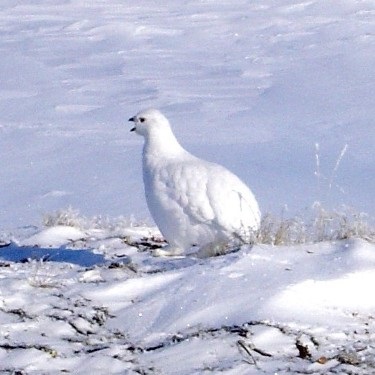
xmin=147 ymin=159 xmax=260 ymax=236
xmin=205 ymin=164 xmax=261 ymax=233
xmin=151 ymin=160 xmax=216 ymax=225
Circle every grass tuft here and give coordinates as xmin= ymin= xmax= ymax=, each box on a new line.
xmin=42 ymin=206 xmax=149 ymax=236
xmin=43 ymin=206 xmax=85 ymax=228
xmin=257 ymin=203 xmax=374 ymax=246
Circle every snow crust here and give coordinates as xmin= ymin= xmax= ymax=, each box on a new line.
xmin=0 ymin=226 xmax=374 ymax=374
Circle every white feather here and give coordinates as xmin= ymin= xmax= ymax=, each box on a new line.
xmin=130 ymin=109 xmax=261 ymax=255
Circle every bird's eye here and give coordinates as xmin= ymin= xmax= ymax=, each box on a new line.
xmin=139 ymin=117 xmax=145 ymax=123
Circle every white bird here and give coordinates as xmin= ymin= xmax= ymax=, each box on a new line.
xmin=129 ymin=109 xmax=261 ymax=256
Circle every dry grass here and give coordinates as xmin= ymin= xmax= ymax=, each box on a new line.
xmin=43 ymin=206 xmax=85 ymax=228
xmin=43 ymin=204 xmax=374 ymax=249
xmin=257 ymin=203 xmax=374 ymax=246
xmin=42 ymin=206 xmax=143 ymax=233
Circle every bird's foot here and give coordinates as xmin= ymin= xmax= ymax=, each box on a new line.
xmin=194 ymin=242 xmax=229 ymax=258
xmin=152 ymin=245 xmax=184 ymax=257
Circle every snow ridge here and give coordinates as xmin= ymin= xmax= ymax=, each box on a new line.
xmin=0 ymin=223 xmax=375 ymax=374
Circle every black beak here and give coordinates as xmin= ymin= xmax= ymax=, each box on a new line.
xmin=129 ymin=116 xmax=136 ymax=132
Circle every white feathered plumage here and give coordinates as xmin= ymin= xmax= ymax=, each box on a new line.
xmin=129 ymin=109 xmax=260 ymax=256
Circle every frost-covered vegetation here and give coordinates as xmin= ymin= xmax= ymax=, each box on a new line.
xmin=42 ymin=204 xmax=374 ymax=248
xmin=258 ymin=204 xmax=374 ymax=246
xmin=43 ymin=206 xmax=142 ymax=233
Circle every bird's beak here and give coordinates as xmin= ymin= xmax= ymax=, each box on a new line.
xmin=129 ymin=116 xmax=136 ymax=132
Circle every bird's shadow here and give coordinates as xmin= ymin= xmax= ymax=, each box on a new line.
xmin=0 ymin=242 xmax=107 ymax=268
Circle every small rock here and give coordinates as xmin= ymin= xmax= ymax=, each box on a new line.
xmin=317 ymin=356 xmax=328 ymax=364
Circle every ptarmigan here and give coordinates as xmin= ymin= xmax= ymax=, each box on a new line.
xmin=129 ymin=109 xmax=261 ymax=256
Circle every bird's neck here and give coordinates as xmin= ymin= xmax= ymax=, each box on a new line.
xmin=143 ymin=126 xmax=188 ymax=168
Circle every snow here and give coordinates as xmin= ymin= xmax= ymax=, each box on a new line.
xmin=0 ymin=0 xmax=374 ymax=229
xmin=0 ymin=0 xmax=374 ymax=373
xmin=1 ymin=227 xmax=375 ymax=373
xmin=21 ymin=225 xmax=86 ymax=247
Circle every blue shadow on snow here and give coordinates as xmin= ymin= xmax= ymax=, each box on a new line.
xmin=0 ymin=243 xmax=107 ymax=267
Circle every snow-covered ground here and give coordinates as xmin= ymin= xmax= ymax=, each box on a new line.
xmin=0 ymin=0 xmax=374 ymax=374
xmin=0 ymin=224 xmax=374 ymax=374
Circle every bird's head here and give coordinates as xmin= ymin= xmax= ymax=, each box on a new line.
xmin=129 ymin=108 xmax=170 ymax=137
